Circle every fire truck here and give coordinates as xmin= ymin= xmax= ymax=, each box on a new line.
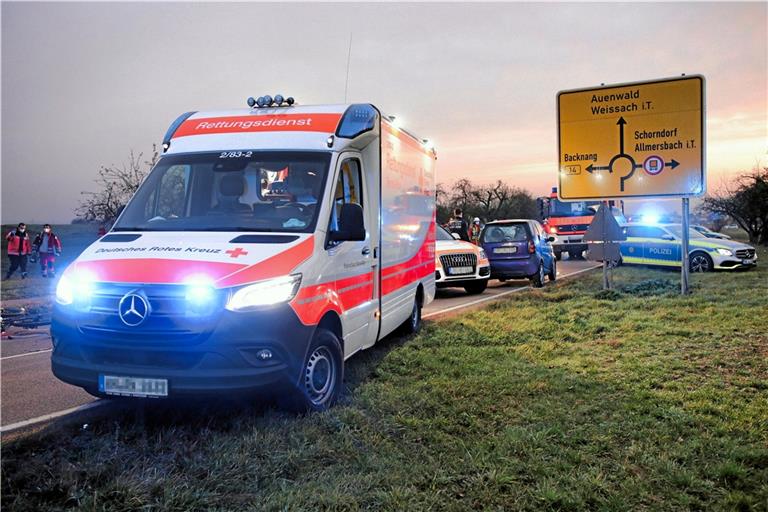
xmin=537 ymin=187 xmax=625 ymax=260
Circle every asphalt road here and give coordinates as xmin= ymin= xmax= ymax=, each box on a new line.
xmin=1 ymin=258 xmax=598 ymax=432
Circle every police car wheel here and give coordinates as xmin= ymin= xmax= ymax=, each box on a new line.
xmin=690 ymin=252 xmax=713 ymax=273
xmin=282 ymin=328 xmax=343 ymax=412
xmin=548 ymin=260 xmax=557 ymax=282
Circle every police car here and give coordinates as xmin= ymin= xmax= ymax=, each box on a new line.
xmin=620 ymin=223 xmax=757 ymax=272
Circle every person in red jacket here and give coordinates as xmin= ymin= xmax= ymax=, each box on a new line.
xmin=33 ymin=224 xmax=63 ymax=277
xmin=5 ymin=223 xmax=32 ymax=279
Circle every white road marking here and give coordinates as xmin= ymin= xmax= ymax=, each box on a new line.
xmin=0 ymin=401 xmax=103 ymax=433
xmin=0 ymin=265 xmax=599 ymax=433
xmin=423 ymin=265 xmax=599 ymax=319
xmin=1 ymin=349 xmax=53 ymax=361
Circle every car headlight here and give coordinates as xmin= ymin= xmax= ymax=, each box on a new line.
xmin=55 ymin=275 xmax=74 ymax=305
xmin=716 ymin=248 xmax=733 ymax=256
xmin=56 ymin=271 xmax=96 ymax=306
xmin=226 ymin=274 xmax=302 ymax=311
xmin=478 ymin=248 xmax=487 ymax=260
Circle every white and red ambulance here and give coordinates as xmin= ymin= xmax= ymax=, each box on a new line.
xmin=51 ymin=98 xmax=437 ymax=411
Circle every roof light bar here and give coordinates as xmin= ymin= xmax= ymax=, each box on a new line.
xmin=248 ymin=94 xmax=296 ymax=109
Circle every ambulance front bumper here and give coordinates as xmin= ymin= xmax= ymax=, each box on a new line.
xmin=51 ymin=303 xmax=314 ymax=397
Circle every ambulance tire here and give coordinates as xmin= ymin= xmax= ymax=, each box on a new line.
xmin=464 ymin=280 xmax=488 ymax=295
xmin=554 ymin=251 xmax=562 ymax=261
xmin=530 ymin=262 xmax=545 ymax=288
xmin=568 ymin=250 xmax=583 ymax=260
xmin=281 ymin=328 xmax=343 ymax=413
xmin=689 ymin=251 xmax=713 ymax=273
xmin=399 ymin=297 xmax=423 ymax=335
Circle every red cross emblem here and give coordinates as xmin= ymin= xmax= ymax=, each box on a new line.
xmin=226 ymin=247 xmax=249 ymax=258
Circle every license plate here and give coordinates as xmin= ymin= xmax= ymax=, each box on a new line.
xmin=99 ymin=375 xmax=168 ymax=397
xmin=448 ymin=266 xmax=474 ymax=275
xmin=743 ymin=259 xmax=753 ymax=265
xmin=495 ymin=247 xmax=517 ymax=254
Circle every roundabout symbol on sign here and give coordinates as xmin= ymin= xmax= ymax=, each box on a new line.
xmin=584 ymin=117 xmax=681 ymax=191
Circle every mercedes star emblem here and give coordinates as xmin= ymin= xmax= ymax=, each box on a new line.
xmin=118 ymin=293 xmax=149 ymax=326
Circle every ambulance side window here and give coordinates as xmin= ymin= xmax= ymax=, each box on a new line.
xmin=330 ymin=159 xmax=363 ymax=231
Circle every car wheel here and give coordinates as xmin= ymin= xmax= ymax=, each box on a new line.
xmin=548 ymin=259 xmax=557 ymax=282
xmin=281 ymin=328 xmax=343 ymax=413
xmin=464 ymin=280 xmax=488 ymax=295
xmin=689 ymin=251 xmax=713 ymax=273
xmin=399 ymin=297 xmax=422 ymax=335
xmin=530 ymin=262 xmax=545 ymax=288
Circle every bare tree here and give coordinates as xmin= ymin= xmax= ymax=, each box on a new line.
xmin=700 ymin=166 xmax=768 ymax=245
xmin=76 ymin=146 xmax=159 ymax=223
xmin=436 ymin=179 xmax=537 ymax=224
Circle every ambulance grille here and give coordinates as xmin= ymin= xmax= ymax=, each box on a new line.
xmin=78 ymin=283 xmax=222 ymax=344
xmin=735 ymin=248 xmax=755 ymax=259
xmin=440 ymin=253 xmax=477 ymax=275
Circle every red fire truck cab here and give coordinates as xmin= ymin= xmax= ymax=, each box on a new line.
xmin=537 ymin=187 xmax=625 ymax=260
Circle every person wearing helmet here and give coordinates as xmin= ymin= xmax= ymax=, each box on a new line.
xmin=470 ymin=217 xmax=482 ymax=245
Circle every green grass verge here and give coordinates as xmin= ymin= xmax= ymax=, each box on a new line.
xmin=2 ymin=248 xmax=766 ymax=511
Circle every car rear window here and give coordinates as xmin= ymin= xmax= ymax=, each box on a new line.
xmin=481 ymin=224 xmax=529 ymax=243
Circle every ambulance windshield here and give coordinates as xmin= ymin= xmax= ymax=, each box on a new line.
xmin=114 ymin=151 xmax=331 ymax=233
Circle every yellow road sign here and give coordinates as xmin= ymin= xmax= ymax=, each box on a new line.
xmin=557 ymin=75 xmax=705 ymax=200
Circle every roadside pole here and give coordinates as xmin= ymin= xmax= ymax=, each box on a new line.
xmin=681 ymin=197 xmax=690 ymax=294
xmin=602 ymin=200 xmax=610 ymax=290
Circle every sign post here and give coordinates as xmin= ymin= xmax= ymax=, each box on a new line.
xmin=681 ymin=198 xmax=690 ymax=294
xmin=557 ymin=75 xmax=705 ymax=294
xmin=584 ymin=203 xmax=626 ymax=290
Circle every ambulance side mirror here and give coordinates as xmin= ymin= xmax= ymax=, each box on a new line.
xmin=329 ymin=203 xmax=366 ymax=242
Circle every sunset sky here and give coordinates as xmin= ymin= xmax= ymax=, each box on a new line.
xmin=2 ymin=2 xmax=766 ymax=223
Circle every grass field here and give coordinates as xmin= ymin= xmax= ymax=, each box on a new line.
xmin=1 ymin=224 xmax=99 ymax=302
xmin=2 ymin=241 xmax=765 ymax=510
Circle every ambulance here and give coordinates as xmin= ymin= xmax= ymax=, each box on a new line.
xmin=51 ymin=97 xmax=437 ymax=411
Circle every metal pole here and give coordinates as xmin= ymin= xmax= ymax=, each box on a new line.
xmin=681 ymin=197 xmax=690 ymax=294
xmin=602 ymin=201 xmax=609 ymax=289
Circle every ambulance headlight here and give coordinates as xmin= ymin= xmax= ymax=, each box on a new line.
xmin=56 ymin=271 xmax=96 ymax=306
xmin=226 ymin=274 xmax=302 ymax=311
xmin=716 ymin=248 xmax=733 ymax=256
xmin=478 ymin=249 xmax=487 ymax=260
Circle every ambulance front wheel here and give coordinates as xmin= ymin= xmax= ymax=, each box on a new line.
xmin=282 ymin=328 xmax=343 ymax=413
xmin=554 ymin=251 xmax=562 ymax=261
